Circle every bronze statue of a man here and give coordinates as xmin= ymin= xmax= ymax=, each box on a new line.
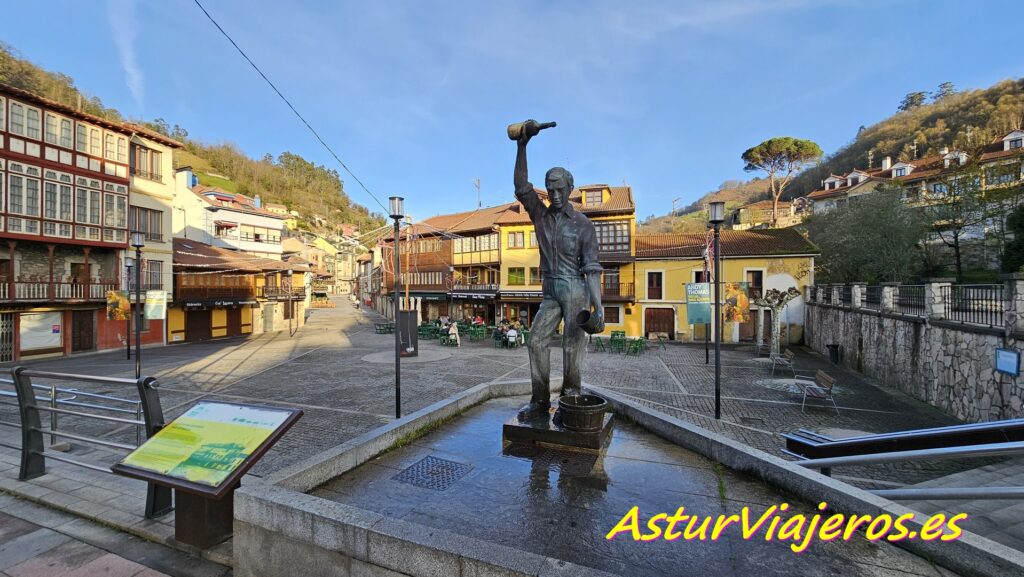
xmin=512 ymin=120 xmax=604 ymax=420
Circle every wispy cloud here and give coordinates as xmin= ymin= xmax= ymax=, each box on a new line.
xmin=107 ymin=0 xmax=144 ymax=110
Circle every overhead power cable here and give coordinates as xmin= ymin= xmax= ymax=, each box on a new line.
xmin=192 ymin=0 xmax=390 ymax=216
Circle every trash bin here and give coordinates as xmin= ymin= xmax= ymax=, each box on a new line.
xmin=826 ymin=344 xmax=841 ymax=364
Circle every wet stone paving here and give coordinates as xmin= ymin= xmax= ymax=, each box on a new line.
xmin=313 ymin=397 xmax=958 ymax=577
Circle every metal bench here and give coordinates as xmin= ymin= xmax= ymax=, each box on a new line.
xmin=770 ymin=349 xmax=796 ymax=377
xmin=795 ymin=369 xmax=839 ymax=414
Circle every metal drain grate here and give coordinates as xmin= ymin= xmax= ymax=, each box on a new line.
xmin=739 ymin=416 xmax=766 ymax=427
xmin=392 ymin=456 xmax=473 ymax=491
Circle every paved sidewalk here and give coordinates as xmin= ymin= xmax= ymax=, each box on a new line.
xmin=0 ymin=491 xmax=228 ymax=577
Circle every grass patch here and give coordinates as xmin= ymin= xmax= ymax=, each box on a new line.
xmin=196 ymin=172 xmax=239 ymax=193
xmin=714 ymin=463 xmax=728 ymax=502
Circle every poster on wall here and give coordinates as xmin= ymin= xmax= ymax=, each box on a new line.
xmin=144 ymin=290 xmax=167 ymax=320
xmin=722 ymin=282 xmax=751 ymax=323
xmin=19 ymin=312 xmax=62 ymax=351
xmin=685 ymin=283 xmax=711 ymax=325
xmin=106 ymin=290 xmax=130 ymax=321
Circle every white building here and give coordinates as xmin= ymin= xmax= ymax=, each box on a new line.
xmin=172 ymin=167 xmax=286 ymax=260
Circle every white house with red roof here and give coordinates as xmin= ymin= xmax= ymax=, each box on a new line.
xmin=171 ymin=167 xmax=286 ymax=260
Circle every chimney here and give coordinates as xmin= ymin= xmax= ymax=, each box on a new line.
xmin=881 ymin=156 xmax=891 ymax=170
xmin=254 ymin=194 xmax=262 ymax=208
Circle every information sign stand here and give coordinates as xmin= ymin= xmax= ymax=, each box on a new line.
xmin=112 ymin=402 xmax=302 ymax=549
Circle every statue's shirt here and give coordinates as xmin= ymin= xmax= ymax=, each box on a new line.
xmin=515 ymin=185 xmax=602 ymax=280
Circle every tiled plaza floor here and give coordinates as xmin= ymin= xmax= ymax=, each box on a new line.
xmin=0 ymin=299 xmax=1005 ymax=572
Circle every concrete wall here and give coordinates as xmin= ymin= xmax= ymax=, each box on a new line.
xmin=804 ymin=281 xmax=1024 ymax=423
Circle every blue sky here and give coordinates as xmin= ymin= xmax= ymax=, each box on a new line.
xmin=2 ymin=1 xmax=1022 ymax=221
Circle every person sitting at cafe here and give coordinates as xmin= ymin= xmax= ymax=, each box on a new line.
xmin=506 ymin=326 xmax=518 ymax=346
xmin=473 ymin=314 xmax=484 ymax=325
xmin=448 ymin=322 xmax=460 ymax=347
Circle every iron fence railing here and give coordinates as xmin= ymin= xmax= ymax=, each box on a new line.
xmin=943 ymin=284 xmax=1004 ymax=328
xmin=896 ymin=285 xmax=926 ymax=316
xmin=821 ymin=286 xmax=833 ymax=305
xmin=862 ymin=286 xmax=882 ymax=310
xmin=840 ymin=285 xmax=853 ymax=307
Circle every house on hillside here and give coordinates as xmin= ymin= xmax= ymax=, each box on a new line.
xmin=171 ymin=169 xmax=287 ymax=260
xmin=805 ymin=131 xmax=1024 ymax=214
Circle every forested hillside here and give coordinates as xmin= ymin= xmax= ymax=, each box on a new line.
xmin=0 ymin=42 xmax=383 ymax=233
xmin=641 ymin=78 xmax=1024 ymax=229
xmin=787 ymin=79 xmax=1024 ymax=198
xmin=640 ymin=179 xmax=769 ymax=233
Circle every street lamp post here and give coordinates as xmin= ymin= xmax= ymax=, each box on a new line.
xmin=125 ymin=260 xmax=133 ymax=361
xmin=708 ymin=201 xmax=725 ymax=420
xmin=389 ymin=196 xmax=405 ymax=419
xmin=130 ymin=232 xmax=145 ymax=379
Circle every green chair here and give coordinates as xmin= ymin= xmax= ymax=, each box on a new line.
xmin=626 ymin=338 xmax=644 ymax=356
xmin=521 ymin=329 xmax=529 ymax=345
xmin=593 ymin=336 xmax=607 ymax=352
xmin=609 ymin=335 xmax=626 ymax=353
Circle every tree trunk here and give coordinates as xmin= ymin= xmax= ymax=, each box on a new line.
xmin=770 ymin=306 xmax=783 ymax=355
xmin=953 ymin=233 xmax=963 ymax=282
xmin=772 ymin=194 xmax=780 ymax=228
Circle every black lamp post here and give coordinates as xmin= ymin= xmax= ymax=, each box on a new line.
xmin=125 ymin=260 xmax=133 ymax=361
xmin=389 ymin=196 xmax=404 ymax=419
xmin=130 ymin=232 xmax=145 ymax=379
xmin=708 ymin=201 xmax=725 ymax=420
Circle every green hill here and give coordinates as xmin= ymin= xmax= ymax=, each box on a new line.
xmin=639 ymin=179 xmax=769 ymax=233
xmin=787 ymin=78 xmax=1024 ymax=198
xmin=0 ymin=42 xmax=384 ymax=234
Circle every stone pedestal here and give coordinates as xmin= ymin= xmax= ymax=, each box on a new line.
xmin=503 ymin=412 xmax=613 ymax=450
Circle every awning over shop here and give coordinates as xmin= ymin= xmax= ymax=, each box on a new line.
xmin=213 ymin=220 xmax=238 ymax=228
xmin=450 ymin=292 xmax=497 ymax=300
xmin=499 ymin=291 xmax=543 ymax=300
xmin=389 ymin=291 xmax=448 ymax=301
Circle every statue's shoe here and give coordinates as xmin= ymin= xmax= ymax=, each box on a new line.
xmin=517 ymin=400 xmax=551 ymax=422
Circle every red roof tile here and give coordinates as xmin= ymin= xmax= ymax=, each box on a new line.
xmin=635 ymin=229 xmax=818 ymax=259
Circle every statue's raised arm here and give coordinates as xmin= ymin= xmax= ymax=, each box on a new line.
xmin=510 ymin=120 xmax=556 ymax=213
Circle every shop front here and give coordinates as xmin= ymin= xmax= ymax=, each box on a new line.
xmin=450 ymin=288 xmax=498 ymax=324
xmin=168 ymin=299 xmax=258 ymax=343
xmin=498 ymin=290 xmax=543 ymax=327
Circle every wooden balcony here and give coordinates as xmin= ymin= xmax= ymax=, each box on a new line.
xmin=601 ymin=282 xmax=634 ymax=302
xmin=0 ymin=280 xmax=117 ymax=302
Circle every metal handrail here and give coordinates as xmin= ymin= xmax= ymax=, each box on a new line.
xmin=792 ymin=440 xmax=1024 ymax=501
xmin=8 ymin=367 xmax=171 ymax=518
xmin=794 ymin=441 xmax=1024 ymax=469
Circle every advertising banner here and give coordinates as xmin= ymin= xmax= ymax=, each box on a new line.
xmin=722 ymin=282 xmax=751 ymax=323
xmin=19 ymin=311 xmax=62 ymax=351
xmin=144 ymin=290 xmax=167 ymax=320
xmin=119 ymin=402 xmax=294 ymax=488
xmin=106 ymin=290 xmax=130 ymax=321
xmin=685 ymin=283 xmax=712 ymax=325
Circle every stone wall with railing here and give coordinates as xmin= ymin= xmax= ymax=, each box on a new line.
xmin=804 ymin=275 xmax=1024 ymax=423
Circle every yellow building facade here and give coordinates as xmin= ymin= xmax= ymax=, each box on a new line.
xmin=622 ymin=230 xmax=817 ymax=343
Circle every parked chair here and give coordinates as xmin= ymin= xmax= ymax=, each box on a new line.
xmin=770 ymin=349 xmax=796 ymax=378
xmin=795 ymin=370 xmax=839 ymax=415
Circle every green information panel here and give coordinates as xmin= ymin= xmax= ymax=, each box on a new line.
xmin=113 ymin=402 xmax=301 ymax=498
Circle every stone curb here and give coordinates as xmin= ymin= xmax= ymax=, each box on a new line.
xmin=590 ymin=384 xmax=1024 ymax=577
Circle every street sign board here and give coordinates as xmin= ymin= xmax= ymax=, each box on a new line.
xmin=112 ymin=402 xmax=301 ymax=498
xmin=996 ymin=348 xmax=1020 ymax=377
